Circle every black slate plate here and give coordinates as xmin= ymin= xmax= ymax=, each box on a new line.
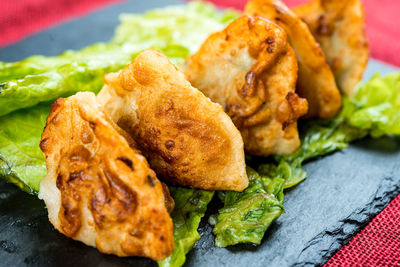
xmin=0 ymin=1 xmax=399 ymax=266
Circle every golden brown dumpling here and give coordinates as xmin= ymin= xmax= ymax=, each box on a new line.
xmin=293 ymin=0 xmax=369 ymax=96
xmin=182 ymin=16 xmax=308 ymax=156
xmin=97 ymin=49 xmax=248 ymax=191
xmin=245 ymin=0 xmax=341 ymax=118
xmin=38 ymin=92 xmax=174 ymax=261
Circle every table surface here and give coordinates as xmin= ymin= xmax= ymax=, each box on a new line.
xmin=0 ymin=1 xmax=399 ymax=266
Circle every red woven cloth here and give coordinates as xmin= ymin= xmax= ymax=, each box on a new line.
xmin=0 ymin=0 xmax=123 ymax=48
xmin=0 ymin=0 xmax=400 ymax=67
xmin=0 ymin=0 xmax=400 ymax=266
xmin=325 ymin=194 xmax=400 ymax=266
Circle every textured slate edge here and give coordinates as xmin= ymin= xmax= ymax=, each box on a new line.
xmin=293 ymin=174 xmax=400 ymax=267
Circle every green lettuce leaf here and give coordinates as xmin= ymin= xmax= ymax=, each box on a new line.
xmin=0 ymin=2 xmax=238 ymax=117
xmin=0 ymin=56 xmax=128 ymax=116
xmin=113 ymin=2 xmax=239 ymax=61
xmin=158 ymin=187 xmax=214 ymax=267
xmin=0 ymin=103 xmax=49 ymax=194
xmin=212 ymin=167 xmax=284 ymax=247
xmin=347 ymin=73 xmax=400 ymax=137
xmin=0 ymin=43 xmax=118 ymax=82
xmin=258 ymin=159 xmax=306 ymax=189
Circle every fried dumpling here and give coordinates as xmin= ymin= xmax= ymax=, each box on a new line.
xmin=245 ymin=0 xmax=341 ymax=118
xmin=38 ymin=92 xmax=174 ymax=260
xmin=97 ymin=49 xmax=248 ymax=191
xmin=182 ymin=16 xmax=308 ymax=156
xmin=293 ymin=0 xmax=369 ymax=96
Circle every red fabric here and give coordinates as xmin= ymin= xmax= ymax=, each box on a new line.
xmin=1 ymin=0 xmax=400 ymax=66
xmin=0 ymin=0 xmax=399 ymax=66
xmin=0 ymin=0 xmax=400 ymax=266
xmin=0 ymin=0 xmax=122 ymax=47
xmin=205 ymin=0 xmax=400 ymax=67
xmin=325 ymin=194 xmax=400 ymax=267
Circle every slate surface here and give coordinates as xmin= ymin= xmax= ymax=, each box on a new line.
xmin=0 ymin=1 xmax=399 ymax=266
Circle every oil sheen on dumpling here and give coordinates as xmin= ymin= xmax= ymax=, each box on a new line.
xmin=182 ymin=16 xmax=308 ymax=156
xmin=245 ymin=0 xmax=341 ymax=119
xmin=293 ymin=0 xmax=369 ymax=96
xmin=97 ymin=49 xmax=248 ymax=191
xmin=38 ymin=92 xmax=174 ymax=261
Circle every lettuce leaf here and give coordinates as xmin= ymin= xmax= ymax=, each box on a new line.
xmin=0 ymin=44 xmax=120 ymax=82
xmin=348 ymin=73 xmax=400 ymax=137
xmin=113 ymin=2 xmax=238 ymax=61
xmin=0 ymin=57 xmax=128 ymax=116
xmin=212 ymin=167 xmax=284 ymax=247
xmin=0 ymin=2 xmax=239 ymax=116
xmin=158 ymin=187 xmax=214 ymax=267
xmin=0 ymin=103 xmax=49 ymax=194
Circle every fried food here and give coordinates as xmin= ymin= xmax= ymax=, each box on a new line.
xmin=38 ymin=92 xmax=174 ymax=261
xmin=244 ymin=0 xmax=341 ymax=118
xmin=97 ymin=49 xmax=248 ymax=191
xmin=182 ymin=16 xmax=308 ymax=156
xmin=293 ymin=0 xmax=369 ymax=96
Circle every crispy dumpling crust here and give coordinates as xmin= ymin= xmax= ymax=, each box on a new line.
xmin=245 ymin=0 xmax=341 ymax=119
xmin=183 ymin=16 xmax=308 ymax=156
xmin=293 ymin=0 xmax=369 ymax=96
xmin=38 ymin=92 xmax=174 ymax=261
xmin=98 ymin=49 xmax=248 ymax=191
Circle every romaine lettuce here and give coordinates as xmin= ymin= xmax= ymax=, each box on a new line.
xmin=348 ymin=73 xmax=400 ymax=137
xmin=158 ymin=187 xmax=214 ymax=267
xmin=0 ymin=57 xmax=127 ymax=116
xmin=212 ymin=167 xmax=284 ymax=247
xmin=0 ymin=103 xmax=49 ymax=194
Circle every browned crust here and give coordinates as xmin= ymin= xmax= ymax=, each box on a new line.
xmin=40 ymin=93 xmax=174 ymax=260
xmin=183 ymin=16 xmax=308 ymax=156
xmin=245 ymin=0 xmax=342 ymax=119
xmin=98 ymin=49 xmax=248 ymax=191
xmin=293 ymin=0 xmax=369 ymax=96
